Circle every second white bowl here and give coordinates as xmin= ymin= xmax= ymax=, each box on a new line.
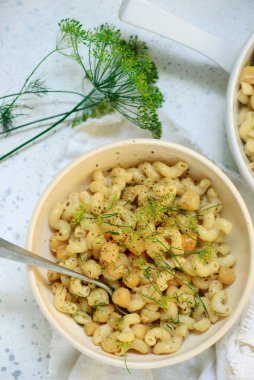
xmin=226 ymin=33 xmax=254 ymax=191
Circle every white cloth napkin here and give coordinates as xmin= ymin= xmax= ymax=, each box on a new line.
xmin=48 ymin=113 xmax=254 ymax=380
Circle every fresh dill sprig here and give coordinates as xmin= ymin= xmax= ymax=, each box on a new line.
xmin=0 ymin=50 xmax=55 ymax=135
xmin=0 ymin=19 xmax=163 ymax=162
xmin=58 ymin=19 xmax=163 ymax=136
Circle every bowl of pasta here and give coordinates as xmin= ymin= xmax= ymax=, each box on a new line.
xmin=227 ymin=40 xmax=254 ymax=192
xmin=27 ymin=139 xmax=254 ymax=369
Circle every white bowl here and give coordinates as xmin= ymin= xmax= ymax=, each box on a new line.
xmin=226 ymin=32 xmax=254 ymax=192
xmin=27 ymin=139 xmax=254 ymax=369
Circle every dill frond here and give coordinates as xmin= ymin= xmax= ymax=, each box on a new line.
xmin=58 ymin=19 xmax=163 ymax=138
xmin=1 ymin=19 xmax=163 ymax=161
xmin=71 ymin=98 xmax=114 ymax=127
xmin=0 ymin=103 xmax=16 ymax=133
xmin=25 ymin=77 xmax=49 ymax=96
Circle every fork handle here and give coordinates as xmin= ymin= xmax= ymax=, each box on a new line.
xmin=0 ymin=237 xmax=112 ymax=295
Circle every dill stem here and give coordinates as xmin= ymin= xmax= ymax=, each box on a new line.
xmin=6 ymin=49 xmax=57 ymax=113
xmin=0 ymin=89 xmax=85 ymax=100
xmin=0 ymin=89 xmax=96 ymax=162
xmin=21 ymin=49 xmax=57 ymax=92
xmin=0 ymin=100 xmax=102 ymax=137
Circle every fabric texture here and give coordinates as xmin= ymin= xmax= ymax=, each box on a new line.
xmin=48 ymin=113 xmax=254 ymax=380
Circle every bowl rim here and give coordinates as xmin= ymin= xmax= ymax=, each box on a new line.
xmin=226 ymin=31 xmax=254 ymax=191
xmin=27 ymin=138 xmax=254 ymax=369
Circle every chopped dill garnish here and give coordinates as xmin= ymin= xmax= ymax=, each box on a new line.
xmin=175 ymin=213 xmax=198 ymax=234
xmin=92 ymin=302 xmax=107 ymax=310
xmin=141 ymin=290 xmax=171 ymax=310
xmin=124 ymin=354 xmax=131 ymax=374
xmin=119 ymin=341 xmax=132 ymax=353
xmin=72 ymin=203 xmax=88 ymax=224
xmin=114 ymin=340 xmax=132 ymax=372
xmin=135 ymin=258 xmax=147 ymax=268
xmin=76 ymin=212 xmax=119 ymax=225
xmin=157 ymin=294 xmax=171 ymax=310
xmin=162 ymin=316 xmax=182 ymax=331
xmin=198 ymin=203 xmax=222 ymax=216
xmin=197 ymin=243 xmax=216 ymax=263
xmin=96 ymin=213 xmax=119 ymax=225
xmin=143 ymin=264 xmax=153 ymax=280
xmin=152 ymin=249 xmax=210 ymax=318
xmin=136 ymin=198 xmax=167 ymax=225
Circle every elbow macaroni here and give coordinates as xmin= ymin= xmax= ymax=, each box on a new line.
xmin=48 ymin=161 xmax=235 ymax=357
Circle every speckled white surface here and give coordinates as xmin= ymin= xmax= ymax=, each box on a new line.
xmin=0 ymin=0 xmax=254 ymax=379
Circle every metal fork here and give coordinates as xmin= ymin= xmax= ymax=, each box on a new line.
xmin=0 ymin=237 xmax=127 ymax=315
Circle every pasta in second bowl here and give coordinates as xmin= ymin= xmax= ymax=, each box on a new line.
xmin=27 ymin=139 xmax=254 ymax=369
xmin=226 ymin=34 xmax=254 ymax=191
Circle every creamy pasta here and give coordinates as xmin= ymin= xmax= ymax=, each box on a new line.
xmin=48 ymin=161 xmax=235 ymax=356
xmin=238 ymin=65 xmax=254 ymax=170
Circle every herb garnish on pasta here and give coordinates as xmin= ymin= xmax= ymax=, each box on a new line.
xmin=48 ymin=160 xmax=236 ymax=357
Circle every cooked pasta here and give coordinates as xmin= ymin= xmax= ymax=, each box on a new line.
xmin=48 ymin=161 xmax=235 ymax=357
xmin=238 ymin=65 xmax=254 ymax=168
